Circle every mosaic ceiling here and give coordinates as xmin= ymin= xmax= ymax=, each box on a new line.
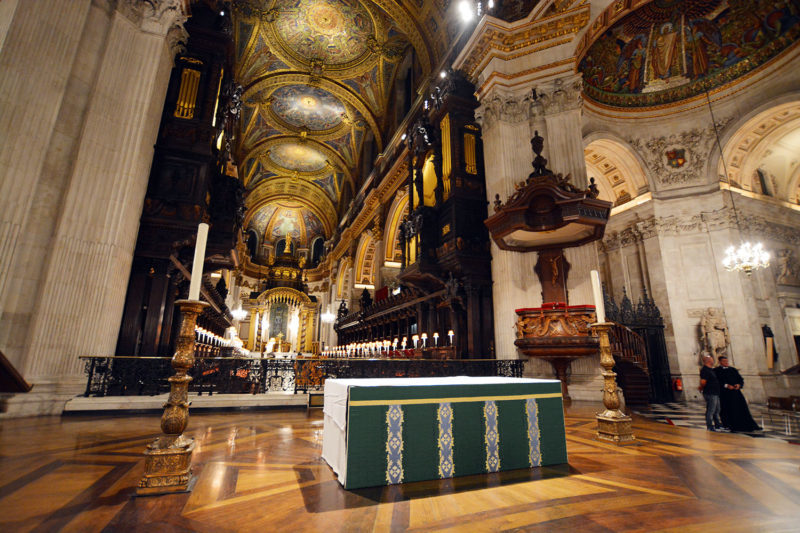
xmin=232 ymin=0 xmax=457 ymax=264
xmin=580 ymin=0 xmax=800 ymax=108
xmin=248 ymin=200 xmax=327 ymax=246
xmin=270 ymin=85 xmax=346 ymax=131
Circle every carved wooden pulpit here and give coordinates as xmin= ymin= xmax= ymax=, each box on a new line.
xmin=485 ymin=132 xmax=612 ymax=399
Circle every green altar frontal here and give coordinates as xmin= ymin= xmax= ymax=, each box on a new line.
xmin=322 ymin=377 xmax=567 ymax=490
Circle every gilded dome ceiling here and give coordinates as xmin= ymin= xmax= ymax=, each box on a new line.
xmin=272 ymin=0 xmax=374 ymax=65
xmin=247 ymin=201 xmax=326 ymax=246
xmin=231 ymin=0 xmax=457 ymax=267
xmin=268 ymin=142 xmax=329 ymax=173
xmin=579 ymin=0 xmax=800 ymax=108
xmin=269 ymin=85 xmax=346 ymax=131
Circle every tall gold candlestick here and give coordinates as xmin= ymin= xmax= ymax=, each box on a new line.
xmin=592 ymin=322 xmax=635 ymax=444
xmin=138 ymin=299 xmax=208 ymax=495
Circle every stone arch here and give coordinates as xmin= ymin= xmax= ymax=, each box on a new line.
xmin=355 ymin=232 xmax=377 ymax=287
xmin=584 ymin=133 xmax=650 ymax=207
xmin=336 ymin=256 xmax=353 ymax=300
xmin=384 ymin=190 xmax=408 ymax=262
xmin=716 ymin=96 xmax=800 ymax=202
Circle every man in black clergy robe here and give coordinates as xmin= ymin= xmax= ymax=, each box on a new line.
xmin=714 ymin=356 xmax=761 ymax=432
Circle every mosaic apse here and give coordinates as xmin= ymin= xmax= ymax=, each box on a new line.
xmin=273 ymin=0 xmax=374 ymax=65
xmin=580 ymin=0 xmax=800 ymax=107
xmin=269 ymin=142 xmax=328 ymax=173
xmin=270 ymin=85 xmax=346 ymax=130
xmin=248 ymin=202 xmax=326 ymax=247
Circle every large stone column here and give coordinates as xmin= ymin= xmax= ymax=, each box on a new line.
xmin=477 ymin=90 xmax=541 ymax=359
xmin=536 ymin=74 xmax=588 ymax=190
xmin=0 ymin=0 xmax=95 ymax=367
xmin=0 ymin=0 xmax=187 ymax=416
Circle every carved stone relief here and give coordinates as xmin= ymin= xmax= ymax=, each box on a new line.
xmin=534 ymin=75 xmax=583 ymax=115
xmin=475 ymin=91 xmax=534 ymax=128
xmin=777 ymin=248 xmax=800 ymax=286
xmin=627 ymin=120 xmax=732 ymax=187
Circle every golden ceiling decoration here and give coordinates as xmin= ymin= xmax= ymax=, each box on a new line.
xmin=244 ymin=176 xmax=338 ymax=235
xmin=231 ymin=0 xmax=446 ymax=261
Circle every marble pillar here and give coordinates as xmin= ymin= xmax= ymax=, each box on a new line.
xmin=478 ymin=89 xmax=542 ymax=359
xmin=536 ymin=74 xmax=588 ymax=189
xmin=0 ymin=0 xmax=187 ymax=417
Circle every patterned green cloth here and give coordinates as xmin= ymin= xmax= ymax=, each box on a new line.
xmin=344 ymin=380 xmax=567 ymax=489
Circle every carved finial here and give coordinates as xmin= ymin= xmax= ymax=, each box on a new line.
xmin=531 ymin=130 xmax=544 ymax=157
xmin=530 ymin=130 xmax=551 ymax=177
xmin=494 ymin=193 xmax=502 ymax=212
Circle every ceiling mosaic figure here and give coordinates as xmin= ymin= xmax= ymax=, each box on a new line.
xmin=580 ymin=0 xmax=800 ymax=107
xmin=246 ymin=201 xmax=327 ymax=250
xmin=269 ymin=85 xmax=347 ymax=131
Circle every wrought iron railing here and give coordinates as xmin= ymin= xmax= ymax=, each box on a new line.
xmin=80 ymin=356 xmax=525 ymax=397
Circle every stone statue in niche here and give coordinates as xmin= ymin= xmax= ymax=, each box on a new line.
xmin=700 ymin=308 xmax=729 ymax=359
xmin=776 ymin=249 xmax=799 ymax=286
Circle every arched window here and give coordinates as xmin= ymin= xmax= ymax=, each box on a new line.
xmin=311 ymin=237 xmax=324 ymax=267
xmin=246 ymin=230 xmax=258 ymax=260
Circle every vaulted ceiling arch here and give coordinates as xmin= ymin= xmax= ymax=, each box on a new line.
xmin=245 ymin=177 xmax=338 ymax=236
xmin=231 ymin=0 xmax=449 ymax=268
xmin=719 ymin=101 xmax=800 ymax=202
xmin=243 ymin=72 xmax=383 ymax=148
xmin=243 ymin=135 xmax=353 ymax=186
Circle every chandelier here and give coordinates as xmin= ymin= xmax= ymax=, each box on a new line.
xmin=457 ymin=0 xmax=494 ymax=22
xmin=706 ymin=91 xmax=770 ymax=276
xmin=321 ymin=306 xmax=336 ymax=324
xmin=231 ymin=306 xmax=248 ymax=321
xmin=722 ymin=242 xmax=770 ymax=275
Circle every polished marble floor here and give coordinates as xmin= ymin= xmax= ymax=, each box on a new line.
xmin=1 ymin=402 xmax=799 ymax=532
xmin=633 ymin=402 xmax=800 ymax=444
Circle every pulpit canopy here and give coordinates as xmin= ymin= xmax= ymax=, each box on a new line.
xmin=485 ymin=132 xmax=611 ymax=252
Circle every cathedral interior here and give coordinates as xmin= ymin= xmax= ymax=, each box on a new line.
xmin=1 ymin=0 xmax=800 ymax=530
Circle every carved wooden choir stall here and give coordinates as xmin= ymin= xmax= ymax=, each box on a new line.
xmin=335 ymin=72 xmax=494 ymax=359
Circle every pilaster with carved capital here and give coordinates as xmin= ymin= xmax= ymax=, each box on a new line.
xmin=476 ymin=89 xmax=534 ymax=130
xmin=117 ymin=0 xmax=188 ymax=55
xmin=534 ymin=73 xmax=583 ymax=116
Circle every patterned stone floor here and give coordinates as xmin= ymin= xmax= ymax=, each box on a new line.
xmin=633 ymin=402 xmax=800 ymax=444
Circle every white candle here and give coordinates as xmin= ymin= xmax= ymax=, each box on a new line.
xmin=590 ymin=270 xmax=606 ymax=323
xmin=448 ymin=330 xmax=454 ymax=345
xmin=188 ymin=223 xmax=209 ymax=301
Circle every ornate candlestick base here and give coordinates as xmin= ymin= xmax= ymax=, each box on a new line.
xmin=137 ymin=299 xmax=208 ymax=495
xmin=591 ymin=322 xmax=635 ymax=445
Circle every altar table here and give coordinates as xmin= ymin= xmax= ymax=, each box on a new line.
xmin=321 ymin=376 xmax=567 ymax=489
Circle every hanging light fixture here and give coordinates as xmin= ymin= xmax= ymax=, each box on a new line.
xmin=706 ymin=91 xmax=770 ymax=275
xmin=721 ymin=242 xmax=770 ymax=275
xmin=321 ymin=304 xmax=336 ymax=324
xmin=231 ymin=306 xmax=247 ymax=321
